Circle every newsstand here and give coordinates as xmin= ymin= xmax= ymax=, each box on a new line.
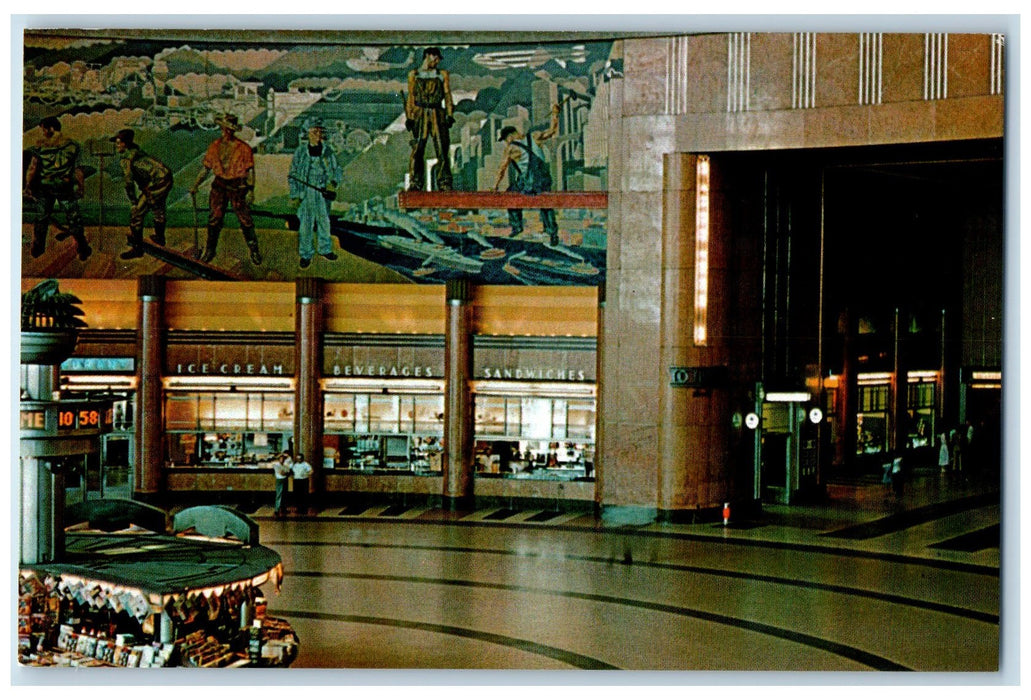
xmin=17 ymin=499 xmax=299 ymax=668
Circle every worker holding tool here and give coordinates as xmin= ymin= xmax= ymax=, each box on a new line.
xmin=288 ymin=119 xmax=342 ymax=269
xmin=109 ymin=129 xmax=173 ymax=260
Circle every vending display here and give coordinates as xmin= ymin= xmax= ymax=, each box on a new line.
xmin=17 ymin=572 xmax=298 ymax=668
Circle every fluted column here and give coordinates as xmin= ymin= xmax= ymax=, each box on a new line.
xmin=443 ymin=279 xmax=474 ymax=509
xmin=294 ymin=277 xmax=324 ymax=494
xmin=656 ymin=153 xmax=733 ymax=518
xmin=135 ymin=275 xmax=165 ymax=498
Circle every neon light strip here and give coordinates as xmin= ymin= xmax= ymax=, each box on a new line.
xmin=694 ymin=155 xmax=710 ymax=345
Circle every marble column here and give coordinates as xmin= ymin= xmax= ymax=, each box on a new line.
xmin=135 ymin=275 xmax=165 ymax=499
xmin=656 ymin=153 xmax=733 ymax=519
xmin=294 ymin=277 xmax=324 ymax=495
xmin=442 ymin=279 xmax=474 ymax=510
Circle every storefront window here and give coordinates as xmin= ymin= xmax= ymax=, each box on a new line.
xmin=857 ymin=385 xmax=888 ymax=454
xmin=907 ymin=379 xmax=936 ymax=448
xmin=473 ymin=395 xmax=596 ymax=480
xmin=369 ymin=394 xmax=401 ymax=433
xmin=168 ymin=432 xmax=290 ymax=467
xmin=323 ymin=392 xmax=444 ymax=472
xmin=164 ymin=391 xmax=294 ymax=467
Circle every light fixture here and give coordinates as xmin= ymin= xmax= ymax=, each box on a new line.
xmin=322 ymin=378 xmax=445 ymax=394
xmin=971 ymin=370 xmax=1002 ymax=381
xmin=764 ymin=391 xmax=811 ymax=403
xmin=694 ymin=154 xmax=710 ymax=346
xmin=471 ymin=380 xmax=596 ymax=398
xmin=163 ymin=376 xmax=294 ymax=390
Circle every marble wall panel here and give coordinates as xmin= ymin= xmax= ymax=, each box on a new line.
xmin=749 ymin=33 xmax=794 ymax=112
xmin=609 ymin=382 xmax=662 ymax=425
xmin=686 ymin=34 xmax=728 ymax=114
xmin=621 ymin=116 xmax=676 ymax=192
xmin=934 ymin=95 xmax=1004 ymax=141
xmin=804 ymin=105 xmax=871 ymax=148
xmin=882 ymin=33 xmax=926 ymax=104
xmin=816 ymin=33 xmax=859 ymax=108
xmin=660 ymin=268 xmax=695 ymax=338
xmin=724 ymin=111 xmax=808 ymax=151
xmin=623 ymin=38 xmax=671 ymax=116
xmin=605 ymin=423 xmax=660 ymax=504
xmin=617 ymin=267 xmax=663 ymax=327
xmin=619 ymin=191 xmax=664 ymax=272
xmin=948 ymin=33 xmax=993 ymax=99
xmin=868 ymin=101 xmax=937 ymax=144
xmin=686 ymin=113 xmax=732 ymax=152
xmin=473 ymin=477 xmax=594 ymax=502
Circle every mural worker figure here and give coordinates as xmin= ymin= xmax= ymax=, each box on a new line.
xmin=405 ymin=47 xmax=454 ymax=192
xmin=288 ymin=119 xmax=341 ymax=269
xmin=22 ymin=116 xmax=92 ymax=260
xmin=492 ymin=103 xmax=561 ymax=246
xmin=189 ymin=113 xmax=262 ymax=265
xmin=110 ymin=129 xmax=173 ymax=260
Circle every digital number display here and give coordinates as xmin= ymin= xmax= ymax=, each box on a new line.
xmin=19 ymin=402 xmax=113 ymax=435
xmin=57 ymin=409 xmax=101 ymax=430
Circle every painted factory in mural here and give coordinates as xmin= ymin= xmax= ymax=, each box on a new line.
xmin=21 ymin=33 xmax=614 ymax=285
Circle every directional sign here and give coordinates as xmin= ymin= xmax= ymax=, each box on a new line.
xmin=669 ymin=365 xmax=728 ymax=388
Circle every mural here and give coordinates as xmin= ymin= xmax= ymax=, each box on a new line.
xmin=20 ymin=31 xmax=614 ymax=285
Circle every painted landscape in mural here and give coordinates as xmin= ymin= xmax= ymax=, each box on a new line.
xmin=20 ymin=32 xmax=613 ymax=285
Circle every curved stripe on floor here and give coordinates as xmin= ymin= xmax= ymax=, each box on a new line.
xmin=272 ymin=540 xmax=998 ymax=624
xmin=284 ymin=571 xmax=914 ymax=671
xmin=267 ymin=530 xmax=999 ymax=576
xmin=276 ymin=608 xmax=620 ymax=670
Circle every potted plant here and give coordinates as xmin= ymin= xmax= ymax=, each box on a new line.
xmin=20 ymin=279 xmax=86 ymax=365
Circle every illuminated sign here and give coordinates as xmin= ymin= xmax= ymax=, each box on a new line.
xmin=19 ymin=402 xmax=113 ymax=436
xmin=20 ymin=410 xmax=47 ymax=430
xmin=173 ymin=363 xmax=286 ymax=376
xmin=61 ymin=357 xmax=135 ymax=373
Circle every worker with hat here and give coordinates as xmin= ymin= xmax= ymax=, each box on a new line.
xmin=189 ymin=113 xmax=263 ymax=265
xmin=110 ymin=128 xmax=173 ymax=260
xmin=288 ymin=118 xmax=341 ymax=269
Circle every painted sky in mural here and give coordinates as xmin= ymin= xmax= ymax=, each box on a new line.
xmin=20 ymin=32 xmax=613 ymax=285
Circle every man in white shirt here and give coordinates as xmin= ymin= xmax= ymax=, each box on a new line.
xmin=273 ymin=452 xmax=292 ymax=518
xmin=291 ymin=453 xmax=314 ymax=515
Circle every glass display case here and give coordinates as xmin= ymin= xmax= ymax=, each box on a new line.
xmin=323 ymin=392 xmax=444 ymax=471
xmin=473 ymin=394 xmax=596 ymax=479
xmin=165 ymin=391 xmax=294 ymax=467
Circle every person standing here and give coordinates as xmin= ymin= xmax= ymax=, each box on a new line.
xmin=288 ymin=120 xmax=341 ymax=269
xmin=188 ymin=114 xmax=262 ymax=265
xmin=291 ymin=453 xmax=313 ymax=515
xmin=938 ymin=432 xmax=950 ymax=474
xmin=23 ymin=116 xmax=92 ymax=260
xmin=405 ymin=47 xmax=454 ymax=192
xmin=110 ymin=129 xmax=173 ymax=260
xmin=492 ymin=102 xmax=562 ymax=246
xmin=273 ymin=452 xmax=293 ymax=519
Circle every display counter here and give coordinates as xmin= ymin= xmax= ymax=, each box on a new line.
xmin=18 ymin=501 xmax=297 ymax=668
